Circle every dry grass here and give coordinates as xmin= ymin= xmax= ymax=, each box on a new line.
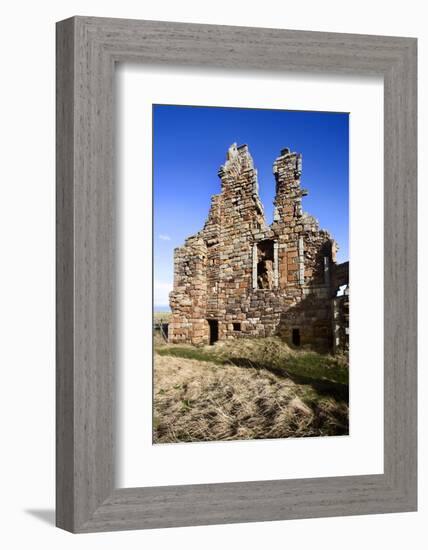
xmin=156 ymin=337 xmax=349 ymax=390
xmin=153 ymin=311 xmax=172 ymax=323
xmin=153 ymin=338 xmax=349 ymax=444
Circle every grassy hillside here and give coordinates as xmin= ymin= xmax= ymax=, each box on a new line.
xmin=153 ymin=337 xmax=348 ymax=444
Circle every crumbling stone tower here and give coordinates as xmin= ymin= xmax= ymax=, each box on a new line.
xmin=169 ymin=144 xmax=349 ymax=351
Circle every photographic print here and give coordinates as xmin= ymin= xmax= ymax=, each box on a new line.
xmin=153 ymin=104 xmax=349 ymax=444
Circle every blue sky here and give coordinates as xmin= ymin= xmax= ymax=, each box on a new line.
xmin=153 ymin=104 xmax=349 ymax=307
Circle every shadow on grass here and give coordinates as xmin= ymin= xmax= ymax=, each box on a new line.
xmin=156 ymin=347 xmax=349 ymax=403
xmin=222 ymin=357 xmax=348 ymax=403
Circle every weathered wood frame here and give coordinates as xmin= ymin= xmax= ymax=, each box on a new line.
xmin=56 ymin=16 xmax=417 ymax=533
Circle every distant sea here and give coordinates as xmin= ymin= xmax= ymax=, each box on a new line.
xmin=154 ymin=305 xmax=171 ymax=313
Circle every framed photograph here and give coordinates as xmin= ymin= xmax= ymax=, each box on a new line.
xmin=56 ymin=16 xmax=417 ymax=532
xmin=151 ymin=105 xmax=351 ymax=446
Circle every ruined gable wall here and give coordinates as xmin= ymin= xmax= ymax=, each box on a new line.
xmin=272 ymin=148 xmax=333 ymax=289
xmin=169 ymin=143 xmax=266 ymax=344
xmin=169 ymin=144 xmax=341 ymax=350
xmin=214 ymin=144 xmax=268 ymax=339
xmin=271 ymin=148 xmax=335 ymax=349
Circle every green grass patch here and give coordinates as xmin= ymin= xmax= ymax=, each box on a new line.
xmin=156 ymin=340 xmax=348 ymax=403
xmin=284 ymin=354 xmax=348 ymax=385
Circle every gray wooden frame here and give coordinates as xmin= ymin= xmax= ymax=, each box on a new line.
xmin=56 ymin=16 xmax=417 ymax=533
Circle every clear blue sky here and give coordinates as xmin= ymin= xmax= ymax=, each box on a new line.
xmin=153 ymin=104 xmax=349 ymax=307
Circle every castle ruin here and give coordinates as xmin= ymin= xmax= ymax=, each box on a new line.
xmin=168 ymin=144 xmax=349 ymax=352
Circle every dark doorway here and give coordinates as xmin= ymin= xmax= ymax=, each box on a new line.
xmin=208 ymin=320 xmax=219 ymax=345
xmin=159 ymin=322 xmax=168 ymax=341
xmin=292 ymin=328 xmax=301 ymax=346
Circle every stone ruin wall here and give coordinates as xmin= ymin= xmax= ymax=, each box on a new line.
xmin=168 ymin=144 xmax=349 ymax=352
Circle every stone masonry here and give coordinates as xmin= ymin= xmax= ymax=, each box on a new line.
xmin=169 ymin=144 xmax=349 ymax=352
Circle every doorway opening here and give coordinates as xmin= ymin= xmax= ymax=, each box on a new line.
xmin=292 ymin=328 xmax=301 ymax=346
xmin=208 ymin=319 xmax=219 ymax=345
